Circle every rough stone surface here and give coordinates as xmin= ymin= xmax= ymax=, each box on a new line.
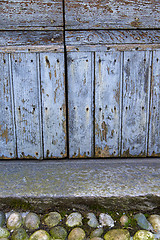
xmin=90 ymin=238 xmax=103 ymax=240
xmin=87 ymin=213 xmax=99 ymax=228
xmin=29 ymin=230 xmax=51 ymax=240
xmin=66 ymin=213 xmax=82 ymax=227
xmin=0 ymin=227 xmax=10 ymax=238
xmin=133 ymin=230 xmax=155 ymax=240
xmin=104 ymin=229 xmax=130 ymax=240
xmin=148 ymin=215 xmax=160 ymax=232
xmin=24 ymin=213 xmax=40 ymax=230
xmin=7 ymin=213 xmax=22 ymax=230
xmin=50 ymin=226 xmax=67 ymax=240
xmin=43 ymin=212 xmax=61 ymax=228
xmin=120 ymin=215 xmax=129 ymax=226
xmin=0 ymin=159 xmax=160 ymax=200
xmin=99 ymin=213 xmax=114 ymax=227
xmin=0 ymin=212 xmax=6 ymax=227
xmin=68 ymin=228 xmax=85 ymax=240
xmin=134 ymin=213 xmax=153 ymax=231
xmin=90 ymin=228 xmax=103 ymax=238
xmin=11 ymin=228 xmax=28 ymax=240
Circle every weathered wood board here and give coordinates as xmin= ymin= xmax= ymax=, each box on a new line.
xmin=0 ymin=0 xmax=63 ymax=30
xmin=40 ymin=53 xmax=67 ymax=158
xmin=122 ymin=51 xmax=151 ymax=157
xmin=95 ymin=52 xmax=122 ymax=157
xmin=148 ymin=50 xmax=160 ymax=156
xmin=65 ymin=0 xmax=160 ymax=30
xmin=67 ymin=52 xmax=94 ymax=158
xmin=0 ymin=53 xmax=16 ymax=158
xmin=0 ymin=31 xmax=63 ymax=46
xmin=66 ymin=30 xmax=160 ymax=46
xmin=11 ymin=53 xmax=42 ymax=159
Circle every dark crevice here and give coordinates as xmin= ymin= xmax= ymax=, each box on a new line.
xmin=63 ymin=0 xmax=69 ymax=158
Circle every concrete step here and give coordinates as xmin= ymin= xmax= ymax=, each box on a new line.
xmin=0 ymin=159 xmax=160 ymax=212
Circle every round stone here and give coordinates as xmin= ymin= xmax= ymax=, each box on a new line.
xmin=66 ymin=213 xmax=82 ymax=227
xmin=24 ymin=213 xmax=40 ymax=230
xmin=104 ymin=229 xmax=130 ymax=240
xmin=99 ymin=213 xmax=114 ymax=228
xmin=90 ymin=238 xmax=103 ymax=240
xmin=148 ymin=215 xmax=160 ymax=232
xmin=11 ymin=228 xmax=28 ymax=240
xmin=90 ymin=228 xmax=103 ymax=238
xmin=133 ymin=230 xmax=155 ymax=240
xmin=134 ymin=213 xmax=153 ymax=231
xmin=120 ymin=215 xmax=129 ymax=226
xmin=50 ymin=226 xmax=67 ymax=240
xmin=0 ymin=212 xmax=6 ymax=227
xmin=43 ymin=212 xmax=61 ymax=228
xmin=29 ymin=230 xmax=51 ymax=240
xmin=68 ymin=228 xmax=85 ymax=240
xmin=87 ymin=213 xmax=99 ymax=228
xmin=0 ymin=227 xmax=10 ymax=238
xmin=7 ymin=212 xmax=22 ymax=230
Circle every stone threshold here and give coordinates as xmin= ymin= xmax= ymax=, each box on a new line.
xmin=0 ymin=158 xmax=160 ymax=212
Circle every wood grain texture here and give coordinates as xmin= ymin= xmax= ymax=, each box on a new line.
xmin=0 ymin=31 xmax=63 ymax=46
xmin=11 ymin=53 xmax=42 ymax=159
xmin=66 ymin=30 xmax=160 ymax=45
xmin=122 ymin=51 xmax=151 ymax=157
xmin=0 ymin=53 xmax=16 ymax=158
xmin=148 ymin=50 xmax=160 ymax=156
xmin=95 ymin=52 xmax=122 ymax=157
xmin=40 ymin=53 xmax=67 ymax=158
xmin=1 ymin=0 xmax=63 ymax=30
xmin=67 ymin=52 xmax=94 ymax=158
xmin=65 ymin=0 xmax=160 ymax=30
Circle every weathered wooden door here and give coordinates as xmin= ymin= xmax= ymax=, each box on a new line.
xmin=0 ymin=0 xmax=160 ymax=159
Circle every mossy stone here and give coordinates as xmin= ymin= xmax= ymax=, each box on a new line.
xmin=0 ymin=227 xmax=10 ymax=238
xmin=24 ymin=213 xmax=40 ymax=230
xmin=50 ymin=226 xmax=67 ymax=240
xmin=148 ymin=215 xmax=160 ymax=231
xmin=11 ymin=228 xmax=28 ymax=240
xmin=43 ymin=212 xmax=61 ymax=228
xmin=29 ymin=230 xmax=51 ymax=240
xmin=7 ymin=212 xmax=22 ymax=230
xmin=133 ymin=230 xmax=155 ymax=240
xmin=66 ymin=213 xmax=82 ymax=227
xmin=104 ymin=229 xmax=130 ymax=240
xmin=68 ymin=228 xmax=85 ymax=240
xmin=90 ymin=228 xmax=103 ymax=238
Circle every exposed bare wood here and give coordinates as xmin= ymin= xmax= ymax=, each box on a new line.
xmin=65 ymin=0 xmax=160 ymax=30
xmin=0 ymin=45 xmax=64 ymax=53
xmin=0 ymin=0 xmax=63 ymax=30
xmin=0 ymin=31 xmax=63 ymax=46
xmin=11 ymin=53 xmax=42 ymax=159
xmin=0 ymin=53 xmax=16 ymax=159
xmin=66 ymin=30 xmax=160 ymax=45
xmin=122 ymin=51 xmax=151 ymax=157
xmin=67 ymin=52 xmax=94 ymax=158
xmin=148 ymin=50 xmax=160 ymax=156
xmin=66 ymin=44 xmax=160 ymax=52
xmin=95 ymin=52 xmax=122 ymax=157
xmin=40 ymin=53 xmax=67 ymax=158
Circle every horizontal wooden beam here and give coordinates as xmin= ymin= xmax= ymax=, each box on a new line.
xmin=65 ymin=0 xmax=160 ymax=30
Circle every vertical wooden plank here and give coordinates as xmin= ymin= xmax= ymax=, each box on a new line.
xmin=11 ymin=53 xmax=42 ymax=159
xmin=95 ymin=52 xmax=121 ymax=157
xmin=40 ymin=53 xmax=67 ymax=158
xmin=122 ymin=51 xmax=151 ymax=157
xmin=68 ymin=52 xmax=93 ymax=158
xmin=148 ymin=50 xmax=160 ymax=156
xmin=0 ymin=53 xmax=16 ymax=158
